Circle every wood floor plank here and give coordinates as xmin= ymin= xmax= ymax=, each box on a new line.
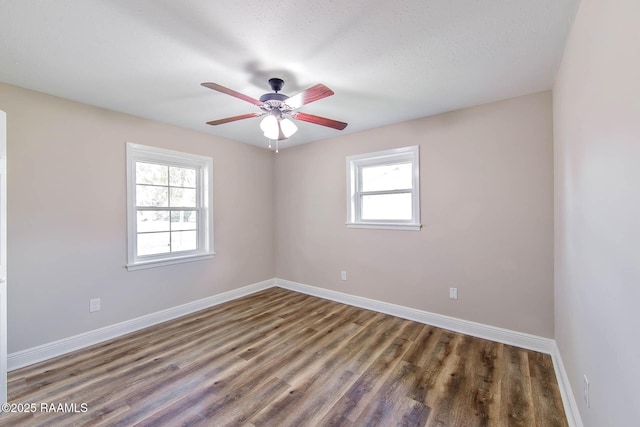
xmin=499 ymin=346 xmax=536 ymax=427
xmin=321 ymin=335 xmax=413 ymax=423
xmin=526 ymin=350 xmax=569 ymax=427
xmin=469 ymin=339 xmax=502 ymax=426
xmin=405 ymin=329 xmax=457 ymax=405
xmin=426 ymin=335 xmax=481 ymax=426
xmin=0 ymin=288 xmax=569 ymax=427
xmin=353 ymin=361 xmax=430 ymax=426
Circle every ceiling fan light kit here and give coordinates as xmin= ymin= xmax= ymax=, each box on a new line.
xmin=259 ymin=115 xmax=297 ymax=151
xmin=259 ymin=114 xmax=278 ymax=138
xmin=202 ymin=77 xmax=347 ymax=152
xmin=278 ymin=118 xmax=298 ymax=138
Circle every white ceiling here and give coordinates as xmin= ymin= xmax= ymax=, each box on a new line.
xmin=0 ymin=0 xmax=580 ymax=149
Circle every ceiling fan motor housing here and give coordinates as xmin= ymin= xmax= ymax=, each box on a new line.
xmin=259 ymin=92 xmax=288 ymax=103
xmin=260 ymin=78 xmax=290 ymax=113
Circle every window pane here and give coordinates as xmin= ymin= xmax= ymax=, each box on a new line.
xmin=169 ymin=166 xmax=196 ymax=188
xmin=170 ymin=188 xmax=196 ymax=207
xmin=361 ymin=193 xmax=412 ymax=220
xmin=137 ymin=232 xmax=170 ymax=256
xmin=362 ymin=162 xmax=412 ymax=192
xmin=171 ymin=211 xmax=197 ymax=231
xmin=136 ymin=162 xmax=168 ymax=185
xmin=137 ymin=211 xmax=170 ymax=233
xmin=137 ymin=185 xmax=168 ymax=207
xmin=171 ymin=230 xmax=197 ymax=252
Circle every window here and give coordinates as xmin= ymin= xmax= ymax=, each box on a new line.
xmin=126 ymin=143 xmax=214 ymax=270
xmin=346 ymin=145 xmax=421 ymax=230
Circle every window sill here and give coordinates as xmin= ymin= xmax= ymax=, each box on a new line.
xmin=126 ymin=252 xmax=215 ymax=271
xmin=346 ymin=222 xmax=422 ymax=231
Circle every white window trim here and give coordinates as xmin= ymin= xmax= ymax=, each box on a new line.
xmin=346 ymin=145 xmax=421 ymax=231
xmin=126 ymin=143 xmax=214 ymax=271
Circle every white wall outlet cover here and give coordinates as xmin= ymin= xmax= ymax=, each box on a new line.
xmin=583 ymin=374 xmax=590 ymax=407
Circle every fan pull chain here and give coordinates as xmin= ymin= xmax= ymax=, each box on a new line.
xmin=276 ymin=139 xmax=279 ymax=153
xmin=267 ymin=138 xmax=279 ymax=153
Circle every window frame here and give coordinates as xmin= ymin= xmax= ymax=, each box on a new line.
xmin=346 ymin=145 xmax=421 ymax=231
xmin=126 ymin=143 xmax=214 ymax=270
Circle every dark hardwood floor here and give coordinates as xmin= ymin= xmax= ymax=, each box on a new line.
xmin=0 ymin=287 xmax=568 ymax=426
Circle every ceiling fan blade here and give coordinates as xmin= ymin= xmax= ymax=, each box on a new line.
xmin=291 ymin=112 xmax=348 ymax=130
xmin=206 ymin=112 xmax=264 ymax=126
xmin=201 ymin=82 xmax=263 ymax=106
xmin=285 ymin=84 xmax=334 ymax=109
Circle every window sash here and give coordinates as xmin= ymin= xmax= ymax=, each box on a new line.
xmin=356 ymin=190 xmax=414 ymax=223
xmin=135 ymin=206 xmax=202 ymax=257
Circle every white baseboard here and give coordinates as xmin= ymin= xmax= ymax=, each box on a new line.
xmin=551 ymin=342 xmax=584 ymax=427
xmin=275 ymin=278 xmax=555 ymax=354
xmin=7 ymin=279 xmax=275 ymax=371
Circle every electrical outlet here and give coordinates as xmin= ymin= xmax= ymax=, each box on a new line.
xmin=341 ymin=271 xmax=347 ymax=281
xmin=89 ymin=298 xmax=101 ymax=313
xmin=583 ymin=374 xmax=590 ymax=408
xmin=449 ymin=287 xmax=458 ymax=300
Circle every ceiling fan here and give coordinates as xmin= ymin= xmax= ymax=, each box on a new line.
xmin=201 ymin=78 xmax=348 ymax=145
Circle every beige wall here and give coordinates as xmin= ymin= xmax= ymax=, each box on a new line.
xmin=276 ymin=91 xmax=554 ymax=337
xmin=1 ymin=83 xmax=275 ymax=353
xmin=1 ymin=82 xmax=558 ymax=355
xmin=553 ymin=0 xmax=640 ymax=425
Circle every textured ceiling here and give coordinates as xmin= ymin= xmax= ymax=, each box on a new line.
xmin=0 ymin=0 xmax=580 ymax=149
